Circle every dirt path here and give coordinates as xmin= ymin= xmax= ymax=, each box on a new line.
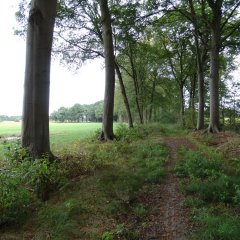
xmin=137 ymin=137 xmax=196 ymax=240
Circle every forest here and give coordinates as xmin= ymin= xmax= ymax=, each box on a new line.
xmin=1 ymin=0 xmax=240 ymax=239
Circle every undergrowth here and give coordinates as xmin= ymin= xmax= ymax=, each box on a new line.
xmin=0 ymin=123 xmax=168 ymax=239
xmin=0 ymin=141 xmax=67 ymax=226
xmin=175 ymin=148 xmax=240 ymax=239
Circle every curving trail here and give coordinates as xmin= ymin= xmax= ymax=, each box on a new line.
xmin=138 ymin=137 xmax=196 ymax=240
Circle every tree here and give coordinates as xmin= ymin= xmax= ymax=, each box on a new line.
xmin=206 ymin=0 xmax=240 ymax=132
xmin=55 ymin=0 xmax=134 ymax=129
xmin=164 ymin=0 xmax=240 ymax=132
xmin=158 ymin=14 xmax=195 ymax=126
xmin=115 ymin=62 xmax=134 ymax=128
xmin=182 ymin=0 xmax=209 ymax=130
xmin=99 ymin=0 xmax=116 ymax=140
xmin=21 ymin=0 xmax=57 ymax=159
xmin=206 ymin=0 xmax=222 ymax=132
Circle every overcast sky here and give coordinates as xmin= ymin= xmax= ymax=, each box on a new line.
xmin=0 ymin=1 xmax=105 ymax=116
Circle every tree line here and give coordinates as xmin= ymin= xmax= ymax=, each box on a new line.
xmin=50 ymin=101 xmax=104 ymax=123
xmin=16 ymin=0 xmax=240 ymax=159
xmin=0 ymin=115 xmax=21 ymax=122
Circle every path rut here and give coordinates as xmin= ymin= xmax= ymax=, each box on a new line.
xmin=137 ymin=137 xmax=196 ymax=239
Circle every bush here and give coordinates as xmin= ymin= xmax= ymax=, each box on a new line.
xmin=0 ymin=142 xmax=67 ymax=225
xmin=175 ymin=149 xmax=222 ymax=179
xmin=115 ymin=123 xmax=148 ymax=141
xmin=176 ymin=149 xmax=240 ymax=205
xmin=0 ymin=170 xmax=32 ymax=225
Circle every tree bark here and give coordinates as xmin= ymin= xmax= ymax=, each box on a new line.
xmin=189 ymin=73 xmax=196 ymax=127
xmin=149 ymin=78 xmax=156 ymax=122
xmin=207 ymin=1 xmax=222 ymax=133
xmin=180 ymin=83 xmax=185 ymax=127
xmin=99 ymin=0 xmax=116 ymax=140
xmin=196 ymin=50 xmax=206 ymax=130
xmin=187 ymin=0 xmax=207 ymax=130
xmin=21 ymin=0 xmax=57 ymax=159
xmin=129 ymin=46 xmax=144 ymax=124
xmin=115 ymin=62 xmax=134 ymax=128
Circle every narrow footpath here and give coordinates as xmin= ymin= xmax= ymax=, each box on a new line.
xmin=137 ymin=137 xmax=196 ymax=239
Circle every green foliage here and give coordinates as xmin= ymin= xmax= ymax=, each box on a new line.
xmin=0 ymin=142 xmax=67 ymax=225
xmin=133 ymin=204 xmax=147 ymax=219
xmin=101 ymin=224 xmax=139 ymax=240
xmin=0 ymin=170 xmax=32 ymax=225
xmin=101 ymin=231 xmax=114 ymax=240
xmin=193 ymin=208 xmax=240 ymax=240
xmin=0 ymin=115 xmax=21 ymax=122
xmin=50 ymin=100 xmax=103 ymax=123
xmin=176 ymin=148 xmax=240 ymax=239
xmin=175 ymin=148 xmax=222 ymax=179
xmin=0 ymin=124 xmax=168 ymax=238
xmin=115 ymin=123 xmax=148 ymax=141
xmin=99 ymin=141 xmax=166 ymax=203
xmin=175 ymin=149 xmax=240 ymax=204
xmin=35 ymin=199 xmax=84 ymax=239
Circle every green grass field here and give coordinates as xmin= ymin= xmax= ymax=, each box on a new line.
xmin=49 ymin=122 xmax=102 ymax=146
xmin=0 ymin=121 xmax=102 ymax=156
xmin=0 ymin=121 xmax=21 ymax=136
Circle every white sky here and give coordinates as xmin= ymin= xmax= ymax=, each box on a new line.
xmin=0 ymin=1 xmax=105 ymax=116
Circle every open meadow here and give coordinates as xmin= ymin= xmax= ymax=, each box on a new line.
xmin=0 ymin=121 xmax=102 ymax=156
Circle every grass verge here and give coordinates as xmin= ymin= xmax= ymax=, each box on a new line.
xmin=0 ymin=123 xmax=168 ymax=239
xmin=175 ymin=147 xmax=240 ymax=239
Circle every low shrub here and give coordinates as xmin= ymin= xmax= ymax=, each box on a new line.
xmin=115 ymin=123 xmax=148 ymax=141
xmin=0 ymin=142 xmax=67 ymax=225
xmin=176 ymin=148 xmax=240 ymax=239
xmin=175 ymin=148 xmax=222 ymax=179
xmin=176 ymin=150 xmax=240 ymax=205
xmin=0 ymin=170 xmax=32 ymax=225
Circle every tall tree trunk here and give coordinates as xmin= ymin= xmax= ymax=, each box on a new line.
xmin=115 ymin=62 xmax=133 ymax=128
xmin=99 ymin=0 xmax=115 ymax=140
xmin=196 ymin=51 xmax=205 ymax=130
xmin=149 ymin=78 xmax=156 ymax=122
xmin=22 ymin=0 xmax=57 ymax=159
xmin=188 ymin=0 xmax=208 ymax=130
xmin=129 ymin=45 xmax=144 ymax=124
xmin=189 ymin=74 xmax=196 ymax=127
xmin=180 ymin=83 xmax=185 ymax=127
xmin=208 ymin=1 xmax=222 ymax=133
xmin=221 ymin=99 xmax=225 ymax=128
xmin=208 ymin=32 xmax=220 ymax=132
